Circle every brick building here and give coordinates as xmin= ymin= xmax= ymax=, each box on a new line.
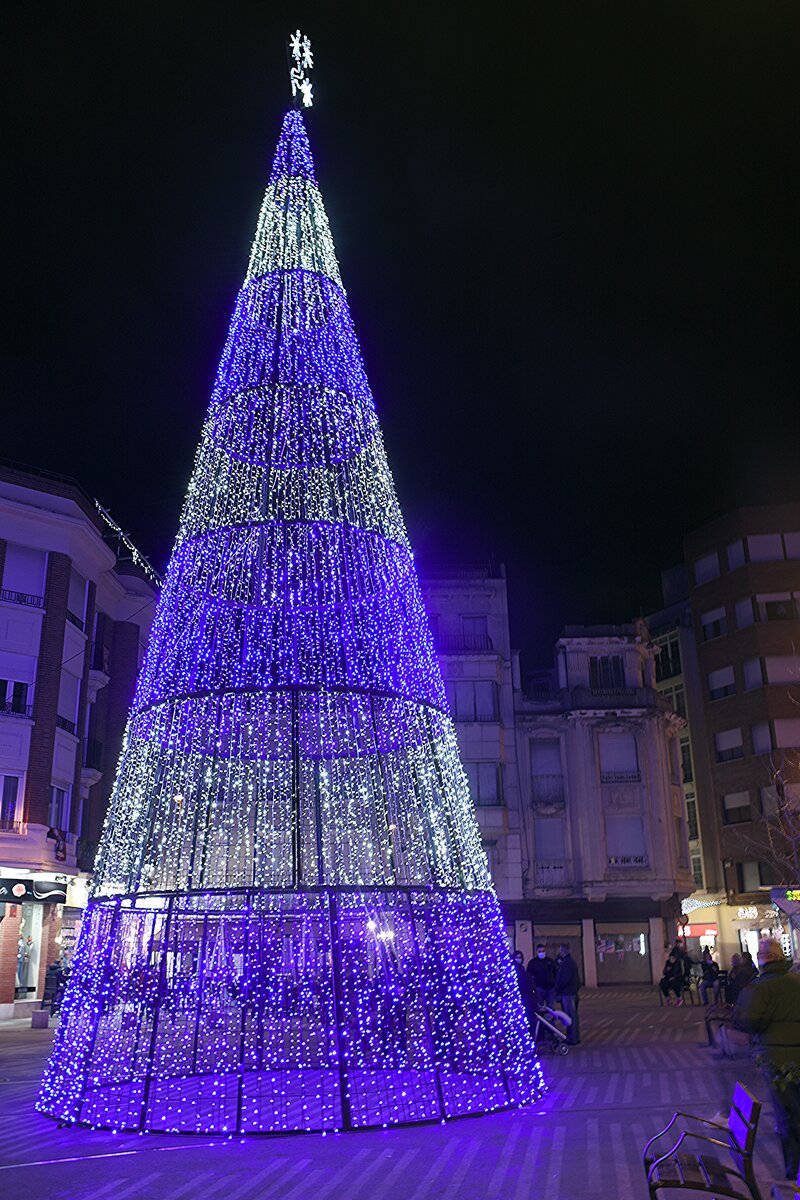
xmin=0 ymin=463 xmax=157 ymax=1018
xmin=649 ymin=505 xmax=800 ymax=964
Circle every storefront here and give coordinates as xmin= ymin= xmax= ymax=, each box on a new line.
xmin=0 ymin=871 xmax=88 ymax=1016
xmin=594 ymin=921 xmax=651 ymax=985
xmin=772 ymin=887 xmax=800 ymax=963
xmin=732 ymin=903 xmax=792 ymax=963
xmin=677 ymin=921 xmax=718 ymax=960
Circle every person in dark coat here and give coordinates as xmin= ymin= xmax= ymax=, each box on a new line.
xmin=511 ymin=952 xmax=539 ymax=1039
xmin=527 ymin=944 xmax=557 ymax=1007
xmin=698 ymin=947 xmax=721 ymax=1005
xmin=735 ymin=938 xmax=800 ymax=1179
xmin=659 ymin=951 xmax=685 ymax=1004
xmin=555 ymin=944 xmax=580 ymax=1044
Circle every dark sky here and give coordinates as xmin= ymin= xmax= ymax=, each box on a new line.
xmin=5 ymin=4 xmax=799 ymax=672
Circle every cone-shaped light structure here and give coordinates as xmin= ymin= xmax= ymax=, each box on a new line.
xmin=39 ymin=111 xmax=544 ymax=1134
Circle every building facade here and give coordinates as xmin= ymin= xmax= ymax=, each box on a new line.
xmin=649 ymin=505 xmax=800 ymax=964
xmin=419 ymin=567 xmax=693 ymax=986
xmin=0 ymin=464 xmax=157 ymax=1018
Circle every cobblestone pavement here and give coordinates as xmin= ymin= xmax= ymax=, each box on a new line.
xmin=0 ymin=987 xmax=788 ymax=1199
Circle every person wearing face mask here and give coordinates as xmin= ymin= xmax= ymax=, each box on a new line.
xmin=555 ymin=943 xmax=581 ymax=1045
xmin=527 ymin=943 xmax=557 ymax=1008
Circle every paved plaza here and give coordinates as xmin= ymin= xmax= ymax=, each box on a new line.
xmin=0 ymin=987 xmax=788 ymax=1199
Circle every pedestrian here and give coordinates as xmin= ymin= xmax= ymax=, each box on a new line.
xmin=527 ymin=943 xmax=557 ymax=1008
xmin=698 ymin=947 xmax=721 ymax=1005
xmin=511 ymin=952 xmax=539 ymax=1039
xmin=735 ymin=938 xmax=800 ymax=1180
xmin=555 ymin=943 xmax=581 ymax=1044
xmin=659 ymin=950 xmax=684 ymax=1005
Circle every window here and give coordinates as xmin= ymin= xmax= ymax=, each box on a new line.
xmin=747 ymin=534 xmax=784 ymax=562
xmin=589 ymin=655 xmax=626 ymax=692
xmin=773 ymin=718 xmax=800 ymax=749
xmin=680 ymin=738 xmax=694 ymax=783
xmin=701 ymin=607 xmax=727 ymax=641
xmin=605 ymin=813 xmax=647 ymax=865
xmin=751 ymin=722 xmax=772 ymax=755
xmin=464 ymin=762 xmax=502 ymax=807
xmin=598 ymin=733 xmax=640 ymax=781
xmin=722 ymin=791 xmax=752 ymax=825
xmin=737 ymin=860 xmax=774 ymax=892
xmin=57 ymin=671 xmax=80 ymax=732
xmin=765 ymin=656 xmax=799 ymax=686
xmin=0 ymin=775 xmax=20 ymax=830
xmin=530 ymin=739 xmax=564 ymax=804
xmin=663 ymin=685 xmax=687 ymax=717
xmin=743 ymin=658 xmax=763 ymax=691
xmin=48 ymin=785 xmax=71 ymax=830
xmin=784 ymin=532 xmax=800 ymax=559
xmin=691 ymin=848 xmax=704 ymax=889
xmin=708 ymin=666 xmax=735 ymax=701
xmin=452 ymin=680 xmax=497 ymax=722
xmin=685 ymin=794 xmax=699 ymax=841
xmin=462 ymin=615 xmax=487 ymax=637
xmin=694 ymin=552 xmax=720 ymax=584
xmin=0 ymin=679 xmax=30 ymax=716
xmin=735 ymin=597 xmax=754 ymax=629
xmin=534 ymin=816 xmax=566 ymax=859
xmin=715 ymin=728 xmax=743 ymax=762
xmin=1 ymin=543 xmax=46 ymax=598
xmin=655 ymin=635 xmax=682 ymax=682
xmin=727 ymin=540 xmax=746 ymax=570
xmin=757 ymin=594 xmax=798 ymax=622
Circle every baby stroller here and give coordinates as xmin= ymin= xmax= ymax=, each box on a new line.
xmin=532 ymin=1002 xmax=571 ymax=1056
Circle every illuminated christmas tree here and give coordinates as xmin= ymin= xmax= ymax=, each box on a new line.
xmin=39 ymin=93 xmax=544 ymax=1134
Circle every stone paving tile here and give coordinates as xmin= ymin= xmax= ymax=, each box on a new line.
xmin=0 ymin=988 xmax=789 ymax=1199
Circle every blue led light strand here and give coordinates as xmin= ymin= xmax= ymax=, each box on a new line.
xmin=38 ymin=108 xmax=545 ymax=1134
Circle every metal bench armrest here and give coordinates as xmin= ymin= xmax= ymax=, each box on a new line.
xmin=643 ymin=1111 xmax=680 ymax=1165
xmin=647 ymin=1129 xmax=740 ymax=1184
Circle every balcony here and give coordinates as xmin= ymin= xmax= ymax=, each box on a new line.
xmin=437 ymin=633 xmax=495 ymax=655
xmin=531 ymin=774 xmax=565 ymax=806
xmin=0 ymin=700 xmax=33 ymax=720
xmin=0 ymin=816 xmax=27 ymax=835
xmin=607 ymin=854 xmax=649 ymax=869
xmin=570 ymin=685 xmax=666 ymax=711
xmin=0 ymin=587 xmax=44 ymax=609
xmin=531 ymin=858 xmax=572 ymax=888
xmin=66 ymin=609 xmax=85 ymax=632
xmin=600 ymin=770 xmax=641 ymax=784
xmin=56 ymin=714 xmax=77 ymax=736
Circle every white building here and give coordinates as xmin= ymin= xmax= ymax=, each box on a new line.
xmin=0 ymin=463 xmax=157 ymax=1018
xmin=419 ymin=566 xmax=694 ymax=986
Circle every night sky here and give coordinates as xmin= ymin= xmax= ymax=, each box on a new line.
xmin=5 ymin=5 xmax=799 ymax=671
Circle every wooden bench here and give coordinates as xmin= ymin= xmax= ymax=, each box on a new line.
xmin=642 ymin=1081 xmax=762 ymax=1199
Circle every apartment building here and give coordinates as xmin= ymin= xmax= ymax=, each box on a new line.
xmin=0 ymin=463 xmax=157 ymax=1018
xmin=650 ymin=505 xmax=800 ymax=964
xmin=419 ymin=567 xmax=693 ymax=986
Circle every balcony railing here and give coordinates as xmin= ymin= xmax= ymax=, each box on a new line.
xmin=0 ymin=816 xmax=27 ymax=835
xmin=531 ymin=858 xmax=572 ymax=887
xmin=0 ymin=587 xmax=44 ymax=609
xmin=0 ymin=700 xmax=33 ymax=720
xmin=571 ymin=685 xmax=665 ymax=711
xmin=66 ymin=609 xmax=85 ymax=632
xmin=531 ymin=774 xmax=566 ymax=806
xmin=607 ymin=854 xmax=649 ymax=868
xmin=600 ymin=770 xmax=641 ymax=784
xmin=56 ymin=714 xmax=77 ymax=736
xmin=437 ymin=633 xmax=495 ymax=654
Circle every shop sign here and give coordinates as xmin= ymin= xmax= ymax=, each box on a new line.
xmin=680 ymin=924 xmax=718 ymax=938
xmin=0 ymin=877 xmax=68 ymax=903
xmin=737 ymin=906 xmax=759 ymax=920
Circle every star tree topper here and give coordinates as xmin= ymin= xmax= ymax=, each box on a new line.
xmin=289 ymin=30 xmax=314 ymax=107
